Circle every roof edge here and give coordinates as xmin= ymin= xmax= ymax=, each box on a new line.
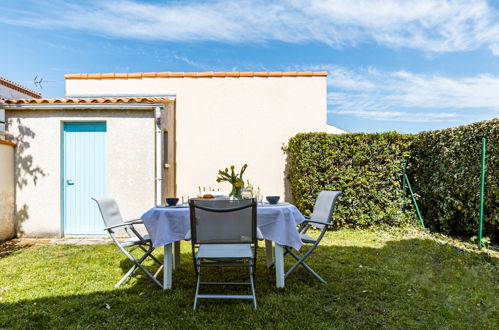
xmin=0 ymin=140 xmax=16 ymax=147
xmin=0 ymin=97 xmax=174 ymax=105
xmin=0 ymin=77 xmax=42 ymax=98
xmin=65 ymin=71 xmax=328 ymax=80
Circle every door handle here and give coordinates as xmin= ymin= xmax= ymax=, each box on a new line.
xmin=66 ymin=180 xmax=75 ymax=186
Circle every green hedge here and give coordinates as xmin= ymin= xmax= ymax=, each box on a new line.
xmin=285 ymin=132 xmax=416 ymax=228
xmin=285 ymin=119 xmax=498 ymax=242
xmin=408 ymin=119 xmax=498 ymax=241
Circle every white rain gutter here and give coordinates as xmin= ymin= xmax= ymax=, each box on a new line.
xmin=0 ymin=104 xmax=165 ymax=110
xmin=65 ymin=93 xmax=177 ymax=99
xmin=155 ymin=106 xmax=162 ymax=206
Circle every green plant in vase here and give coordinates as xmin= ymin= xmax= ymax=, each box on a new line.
xmin=216 ymin=164 xmax=247 ymax=200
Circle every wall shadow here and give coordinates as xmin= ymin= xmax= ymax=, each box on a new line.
xmin=14 ymin=119 xmax=46 ymax=190
xmin=0 ymin=237 xmax=496 ymax=328
xmin=11 ymin=119 xmax=46 ymax=236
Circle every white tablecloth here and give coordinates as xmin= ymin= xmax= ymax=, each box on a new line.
xmin=140 ymin=203 xmax=305 ymax=250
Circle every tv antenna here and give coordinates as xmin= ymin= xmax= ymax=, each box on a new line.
xmin=33 ymin=75 xmax=55 ymax=89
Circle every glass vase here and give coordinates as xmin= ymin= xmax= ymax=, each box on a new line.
xmin=229 ymin=186 xmax=243 ymax=200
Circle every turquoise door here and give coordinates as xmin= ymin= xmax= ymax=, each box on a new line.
xmin=63 ymin=122 xmax=107 ymax=235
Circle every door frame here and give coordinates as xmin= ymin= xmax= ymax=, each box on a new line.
xmin=60 ymin=120 xmax=107 ymax=236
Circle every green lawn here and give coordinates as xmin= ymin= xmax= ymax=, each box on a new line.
xmin=0 ymin=228 xmax=497 ymax=329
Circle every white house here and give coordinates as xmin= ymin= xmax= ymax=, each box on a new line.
xmin=2 ymin=71 xmax=332 ymax=237
xmin=0 ymin=76 xmax=41 ymax=136
xmin=0 ymin=76 xmax=41 ymax=100
xmin=326 ymin=124 xmax=349 ymax=134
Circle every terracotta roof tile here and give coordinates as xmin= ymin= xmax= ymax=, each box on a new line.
xmin=64 ymin=71 xmax=327 ymax=80
xmin=0 ymin=140 xmax=16 ymax=147
xmin=0 ymin=97 xmax=173 ymax=105
xmin=0 ymin=77 xmax=42 ymax=99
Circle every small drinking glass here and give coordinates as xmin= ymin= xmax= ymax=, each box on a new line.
xmin=242 ymin=189 xmax=252 ymax=200
xmin=182 ymin=195 xmax=190 ymax=205
xmin=254 ymin=192 xmax=263 ymax=204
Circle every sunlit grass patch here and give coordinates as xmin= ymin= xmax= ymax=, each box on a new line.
xmin=0 ymin=228 xmax=497 ymax=329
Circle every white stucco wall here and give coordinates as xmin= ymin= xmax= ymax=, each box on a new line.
xmin=66 ymin=76 xmax=327 ymax=200
xmin=6 ymin=109 xmax=155 ymax=237
xmin=0 ymin=142 xmax=15 ymax=241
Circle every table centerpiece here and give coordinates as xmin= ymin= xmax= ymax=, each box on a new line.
xmin=216 ymin=164 xmax=247 ymax=200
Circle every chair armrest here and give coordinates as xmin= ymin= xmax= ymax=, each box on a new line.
xmin=104 ymin=223 xmax=131 ymax=231
xmin=303 ymin=219 xmax=334 ymax=227
xmin=128 ymin=225 xmax=148 ymax=243
xmin=124 ymin=219 xmax=143 ymax=225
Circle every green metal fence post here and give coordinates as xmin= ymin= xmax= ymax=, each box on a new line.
xmin=478 ymin=138 xmax=487 ymax=249
xmin=404 ymin=173 xmax=426 ymax=229
xmin=402 ymin=163 xmax=407 ymax=203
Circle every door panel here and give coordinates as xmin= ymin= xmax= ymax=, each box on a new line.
xmin=63 ymin=122 xmax=106 ymax=235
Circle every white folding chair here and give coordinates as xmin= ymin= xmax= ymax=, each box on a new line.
xmin=284 ymin=191 xmax=342 ymax=283
xmin=92 ymin=197 xmax=163 ymax=288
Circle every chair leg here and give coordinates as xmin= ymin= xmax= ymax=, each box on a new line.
xmin=137 ymin=244 xmax=162 ymax=265
xmin=285 ymin=247 xmax=326 ymax=283
xmin=193 ymin=265 xmax=201 ymax=310
xmin=117 ymin=245 xmax=163 ymax=289
xmin=153 ymin=264 xmax=164 ymax=278
xmin=299 ymin=262 xmax=326 ymax=283
xmin=134 ymin=248 xmax=164 ymax=288
xmin=148 ymin=253 xmax=162 ymax=265
xmin=284 ymin=249 xmax=302 ymax=278
xmin=115 ymin=246 xmax=153 ymax=288
xmin=115 ymin=264 xmax=137 ymax=288
xmin=192 ymin=258 xmax=257 ymax=310
xmin=266 ymin=247 xmax=288 ymax=268
xmin=249 ymin=265 xmax=257 ymax=309
xmin=251 ymin=261 xmax=256 ymax=290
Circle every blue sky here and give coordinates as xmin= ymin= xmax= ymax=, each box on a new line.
xmin=1 ymin=0 xmax=499 ymax=133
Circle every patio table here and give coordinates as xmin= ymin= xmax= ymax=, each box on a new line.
xmin=141 ymin=202 xmax=305 ymax=289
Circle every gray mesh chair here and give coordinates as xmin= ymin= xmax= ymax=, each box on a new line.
xmin=92 ymin=197 xmax=163 ymax=289
xmin=189 ymin=198 xmax=258 ymax=310
xmin=284 ymin=191 xmax=342 ymax=283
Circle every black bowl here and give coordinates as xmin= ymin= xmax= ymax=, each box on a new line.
xmin=266 ymin=196 xmax=280 ymax=205
xmin=166 ymin=197 xmax=179 ymax=206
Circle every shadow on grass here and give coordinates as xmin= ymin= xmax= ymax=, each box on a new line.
xmin=0 ymin=237 xmax=497 ymax=329
xmin=0 ymin=239 xmax=33 ymax=259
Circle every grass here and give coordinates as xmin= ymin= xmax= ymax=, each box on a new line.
xmin=0 ymin=228 xmax=498 ymax=329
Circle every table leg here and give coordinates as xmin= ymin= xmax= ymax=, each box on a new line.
xmin=274 ymin=243 xmax=285 ymax=288
xmin=265 ymin=240 xmax=274 ymax=268
xmin=173 ymin=241 xmax=181 ymax=270
xmin=163 ymin=243 xmax=173 ymax=290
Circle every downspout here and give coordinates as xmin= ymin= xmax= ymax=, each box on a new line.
xmin=155 ymin=106 xmax=162 ymax=205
